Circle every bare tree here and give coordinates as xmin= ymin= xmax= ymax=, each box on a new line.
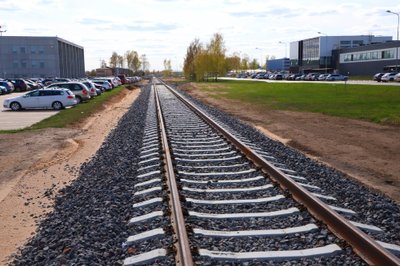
xmin=109 ymin=52 xmax=119 ymax=68
xmin=163 ymin=59 xmax=172 ymax=77
xmin=140 ymin=54 xmax=149 ymax=72
xmin=126 ymin=50 xmax=141 ymax=72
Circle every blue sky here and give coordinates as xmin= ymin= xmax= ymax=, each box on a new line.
xmin=1 ymin=0 xmax=399 ymax=71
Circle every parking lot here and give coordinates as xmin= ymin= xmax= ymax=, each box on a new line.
xmin=0 ymin=93 xmax=59 ymax=130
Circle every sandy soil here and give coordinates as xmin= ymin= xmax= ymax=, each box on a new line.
xmin=180 ymin=82 xmax=400 ymax=204
xmin=0 ymin=86 xmax=141 ymax=264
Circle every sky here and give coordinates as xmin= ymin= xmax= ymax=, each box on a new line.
xmin=1 ymin=0 xmax=400 ymax=71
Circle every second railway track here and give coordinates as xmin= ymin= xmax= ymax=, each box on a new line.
xmin=123 ymin=79 xmax=400 ymax=265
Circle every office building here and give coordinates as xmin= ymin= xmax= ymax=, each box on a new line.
xmin=0 ymin=36 xmax=85 ymax=78
xmin=289 ymin=35 xmax=392 ymax=74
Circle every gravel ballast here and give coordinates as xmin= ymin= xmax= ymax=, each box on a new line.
xmin=172 ymin=82 xmax=400 ymax=251
xmin=12 ymin=85 xmax=159 ymax=265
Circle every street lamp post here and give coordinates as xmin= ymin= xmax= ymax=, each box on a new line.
xmin=279 ymin=41 xmax=288 ymax=73
xmin=317 ymin=32 xmax=328 ymax=74
xmin=386 ymin=10 xmax=400 ymax=70
xmin=278 ymin=41 xmax=288 ymax=58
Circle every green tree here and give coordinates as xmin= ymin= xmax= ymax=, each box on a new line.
xmin=207 ymin=33 xmax=226 ymax=81
xmin=183 ymin=38 xmax=201 ymax=81
xmin=241 ymin=55 xmax=249 ymax=70
xmin=225 ymin=55 xmax=241 ymax=72
xmin=249 ymin=58 xmax=259 ymax=70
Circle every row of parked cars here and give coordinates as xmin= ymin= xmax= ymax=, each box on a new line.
xmin=373 ymin=72 xmax=400 ymax=82
xmin=2 ymin=75 xmax=141 ymax=111
xmin=235 ymin=72 xmax=349 ymax=81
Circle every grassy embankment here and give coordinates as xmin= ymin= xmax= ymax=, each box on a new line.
xmin=0 ymin=85 xmax=130 ymax=134
xmin=195 ymin=80 xmax=400 ymax=125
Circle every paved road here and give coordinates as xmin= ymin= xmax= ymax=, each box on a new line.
xmin=0 ymin=93 xmax=58 ymax=130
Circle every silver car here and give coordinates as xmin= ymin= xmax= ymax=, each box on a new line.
xmin=47 ymin=82 xmax=91 ymax=103
xmin=3 ymin=88 xmax=77 ymax=111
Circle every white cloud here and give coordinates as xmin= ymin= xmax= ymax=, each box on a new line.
xmin=0 ymin=0 xmax=399 ymax=70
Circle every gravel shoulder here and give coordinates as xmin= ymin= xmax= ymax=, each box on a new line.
xmin=0 ymin=86 xmax=141 ymax=264
xmin=179 ymin=82 xmax=400 ymax=204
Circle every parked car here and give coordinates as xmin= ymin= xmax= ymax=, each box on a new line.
xmin=325 ymin=74 xmax=348 ymax=81
xmin=47 ymin=82 xmax=91 ymax=103
xmin=381 ymin=72 xmax=397 ymax=82
xmin=394 ymin=73 xmax=400 ymax=82
xmin=317 ymin=74 xmax=329 ymax=81
xmin=3 ymin=88 xmax=77 ymax=111
xmin=0 ymin=80 xmax=15 ymax=93
xmin=0 ymin=86 xmax=7 ymax=95
xmin=25 ymin=79 xmax=41 ymax=90
xmin=117 ymin=74 xmax=128 ymax=84
xmin=8 ymin=79 xmax=31 ymax=92
xmin=82 ymin=80 xmax=100 ymax=97
xmin=373 ymin=73 xmax=385 ymax=82
xmin=287 ymin=74 xmax=302 ymax=80
xmin=303 ymin=73 xmax=317 ymax=81
xmin=92 ymin=80 xmax=112 ymax=91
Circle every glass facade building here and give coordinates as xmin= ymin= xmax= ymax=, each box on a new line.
xmin=289 ymin=35 xmax=392 ymax=73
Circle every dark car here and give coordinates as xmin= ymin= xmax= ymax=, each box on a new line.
xmin=0 ymin=80 xmax=15 ymax=93
xmin=117 ymin=74 xmax=128 ymax=84
xmin=373 ymin=73 xmax=385 ymax=82
xmin=25 ymin=79 xmax=41 ymax=90
xmin=0 ymin=86 xmax=7 ymax=95
xmin=8 ymin=79 xmax=31 ymax=92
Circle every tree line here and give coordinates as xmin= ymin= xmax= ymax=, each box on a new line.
xmin=183 ymin=33 xmax=269 ymax=81
xmin=86 ymin=50 xmax=150 ymax=77
xmin=108 ymin=51 xmax=150 ymax=72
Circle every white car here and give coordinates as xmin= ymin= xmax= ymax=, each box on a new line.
xmin=3 ymin=88 xmax=77 ymax=111
xmin=92 ymin=80 xmax=112 ymax=91
xmin=381 ymin=72 xmax=397 ymax=82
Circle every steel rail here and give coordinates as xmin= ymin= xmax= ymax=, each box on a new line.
xmin=154 ymin=84 xmax=194 ymax=266
xmin=160 ymin=80 xmax=400 ymax=266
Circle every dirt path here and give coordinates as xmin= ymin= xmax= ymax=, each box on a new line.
xmin=181 ymin=83 xmax=400 ymax=204
xmin=0 ymin=87 xmax=141 ymax=264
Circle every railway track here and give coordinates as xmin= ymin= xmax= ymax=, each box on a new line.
xmin=124 ymin=78 xmax=400 ymax=265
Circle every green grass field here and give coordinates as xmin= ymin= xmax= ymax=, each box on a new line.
xmin=0 ymin=85 xmax=130 ymax=134
xmin=195 ymin=80 xmax=400 ymax=125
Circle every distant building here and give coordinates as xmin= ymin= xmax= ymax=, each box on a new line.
xmin=95 ymin=67 xmax=132 ymax=77
xmin=336 ymin=40 xmax=400 ymax=75
xmin=0 ymin=36 xmax=85 ymax=78
xmin=267 ymin=58 xmax=290 ymax=72
xmin=289 ymin=35 xmax=392 ymax=74
xmin=96 ymin=67 xmax=113 ymax=77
